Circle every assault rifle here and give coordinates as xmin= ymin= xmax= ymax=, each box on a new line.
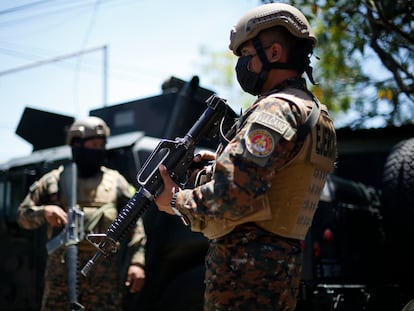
xmin=81 ymin=94 xmax=231 ymax=277
xmin=46 ymin=162 xmax=85 ymax=310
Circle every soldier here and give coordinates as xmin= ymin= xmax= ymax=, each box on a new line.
xmin=155 ymin=3 xmax=336 ymax=311
xmin=17 ymin=116 xmax=146 ymax=311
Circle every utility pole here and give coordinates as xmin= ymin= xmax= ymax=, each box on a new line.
xmin=0 ymin=45 xmax=108 ymax=106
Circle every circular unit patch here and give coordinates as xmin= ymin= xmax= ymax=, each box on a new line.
xmin=246 ymin=129 xmax=274 ymax=157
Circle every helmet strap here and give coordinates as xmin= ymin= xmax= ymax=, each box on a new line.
xmin=253 ymin=37 xmax=293 ymax=71
xmin=304 ymin=63 xmax=317 ymax=85
xmin=253 ymin=37 xmax=317 ymax=85
xmin=252 ymin=38 xmax=270 ymax=93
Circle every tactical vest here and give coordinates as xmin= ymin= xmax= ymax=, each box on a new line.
xmin=59 ymin=166 xmax=120 ymax=234
xmin=194 ymin=88 xmax=336 ymax=240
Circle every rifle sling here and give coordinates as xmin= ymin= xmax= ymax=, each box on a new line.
xmin=84 ymin=203 xmax=116 ymax=233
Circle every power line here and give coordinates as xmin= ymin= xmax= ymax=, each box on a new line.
xmin=0 ymin=0 xmax=55 ymax=15
xmin=0 ymin=45 xmax=105 ymax=76
xmin=74 ymin=0 xmax=102 ymax=112
xmin=0 ymin=0 xmax=113 ymax=28
xmin=0 ymin=45 xmax=109 ymax=106
xmin=0 ymin=43 xmax=166 ymax=83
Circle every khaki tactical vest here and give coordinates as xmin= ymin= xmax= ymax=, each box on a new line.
xmin=58 ymin=166 xmax=121 ymax=234
xmin=195 ymin=88 xmax=336 ymax=240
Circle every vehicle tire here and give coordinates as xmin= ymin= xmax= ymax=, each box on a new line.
xmin=381 ymin=138 xmax=414 ymax=210
xmin=380 ymin=138 xmax=414 ymax=303
xmin=402 ymin=298 xmax=414 ymax=311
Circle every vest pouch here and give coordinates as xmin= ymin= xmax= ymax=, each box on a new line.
xmin=197 ymin=199 xmax=272 ymax=239
xmin=255 ymin=163 xmax=321 ymax=240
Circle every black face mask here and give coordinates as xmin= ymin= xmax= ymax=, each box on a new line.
xmin=235 ymin=55 xmax=268 ymax=96
xmin=72 ymin=147 xmax=105 ymax=178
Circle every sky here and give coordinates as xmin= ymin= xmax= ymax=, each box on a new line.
xmin=0 ymin=0 xmax=262 ymax=164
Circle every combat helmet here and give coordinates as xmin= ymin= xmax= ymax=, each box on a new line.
xmin=229 ymin=3 xmax=316 ymax=56
xmin=66 ymin=116 xmax=110 ymax=145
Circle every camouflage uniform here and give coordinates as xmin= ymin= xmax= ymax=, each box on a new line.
xmin=17 ymin=166 xmax=146 ymax=311
xmin=174 ymin=82 xmax=337 ymax=311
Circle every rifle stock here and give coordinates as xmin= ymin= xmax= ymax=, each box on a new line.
xmin=81 ymin=94 xmax=231 ymax=277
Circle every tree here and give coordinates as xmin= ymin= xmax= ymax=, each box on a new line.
xmin=262 ymin=0 xmax=414 ymax=128
xmin=198 ymin=45 xmax=256 ymax=113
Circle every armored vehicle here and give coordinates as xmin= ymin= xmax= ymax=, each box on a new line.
xmin=0 ymin=76 xmax=413 ymax=311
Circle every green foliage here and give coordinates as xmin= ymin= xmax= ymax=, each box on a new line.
xmin=263 ymin=0 xmax=414 ymax=128
xmin=198 ymin=0 xmax=413 ymax=127
xmin=198 ymin=46 xmax=255 ymax=112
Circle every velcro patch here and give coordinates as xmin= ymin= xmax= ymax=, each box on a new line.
xmin=252 ymin=111 xmax=295 ymax=140
xmin=245 ymin=129 xmax=274 ymax=158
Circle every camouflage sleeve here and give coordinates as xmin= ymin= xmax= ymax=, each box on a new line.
xmin=128 ymin=218 xmax=146 ymax=267
xmin=115 ymin=172 xmax=146 ymax=267
xmin=176 ymin=96 xmax=303 ymax=221
xmin=17 ymin=170 xmax=61 ymax=230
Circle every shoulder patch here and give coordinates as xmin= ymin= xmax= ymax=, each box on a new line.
xmin=245 ymin=128 xmax=275 ymax=158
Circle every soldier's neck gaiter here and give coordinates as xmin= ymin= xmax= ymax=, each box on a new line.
xmin=72 ymin=147 xmax=105 ymax=178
